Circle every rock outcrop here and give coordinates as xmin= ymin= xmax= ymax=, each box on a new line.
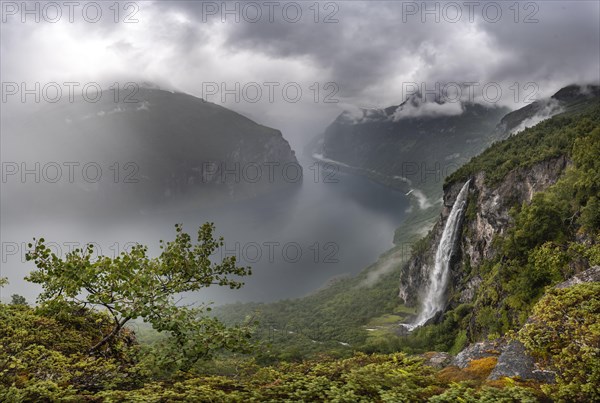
xmin=421 ymin=352 xmax=452 ymax=369
xmin=450 ymin=340 xmax=502 ymax=369
xmin=487 ymin=341 xmax=556 ymax=382
xmin=448 ymin=266 xmax=600 ymax=382
xmin=555 ymin=265 xmax=600 ymax=288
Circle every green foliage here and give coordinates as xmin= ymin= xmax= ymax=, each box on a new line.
xmin=214 ymin=262 xmax=409 ymax=363
xmin=410 ymin=231 xmax=434 ymax=258
xmin=505 ymin=192 xmax=571 ymax=259
xmin=579 ymin=196 xmax=600 ymax=232
xmin=455 ymin=105 xmax=600 ymax=340
xmin=446 ymin=104 xmax=600 ymax=187
xmin=25 ymin=223 xmax=253 ymax=366
xmin=519 ymin=283 xmax=600 ymax=402
xmin=0 ymin=303 xmax=140 ymax=401
xmin=97 ymin=353 xmax=446 ymax=402
xmin=464 ymin=190 xmax=479 ymax=223
xmin=449 ymin=330 xmax=468 ymax=355
xmin=0 ymin=296 xmax=549 ymax=402
xmin=366 ymin=303 xmax=475 ymax=356
xmin=571 ymin=126 xmax=600 ymax=198
xmin=136 ymin=311 xmax=254 ymax=377
xmin=429 ymin=383 xmax=539 ymax=403
xmin=9 ymin=294 xmax=28 ymax=306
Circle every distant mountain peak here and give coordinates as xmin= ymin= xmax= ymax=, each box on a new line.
xmin=498 ymin=83 xmax=600 ymax=135
xmin=551 ymin=83 xmax=600 ymax=102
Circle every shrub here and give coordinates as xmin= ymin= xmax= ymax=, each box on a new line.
xmin=519 ymin=283 xmax=600 ymax=402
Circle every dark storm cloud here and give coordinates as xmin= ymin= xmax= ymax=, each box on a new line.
xmin=477 ymin=2 xmax=600 ymax=84
xmin=155 ymin=1 xmax=455 ymax=100
xmin=158 ymin=0 xmax=599 ymax=102
xmin=3 ymin=1 xmax=598 ymax=107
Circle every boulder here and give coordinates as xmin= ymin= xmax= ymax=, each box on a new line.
xmin=421 ymin=352 xmax=452 ymax=369
xmin=488 ymin=340 xmax=556 ymax=382
xmin=555 ymin=266 xmax=600 ymax=289
xmin=451 ymin=340 xmax=502 ymax=369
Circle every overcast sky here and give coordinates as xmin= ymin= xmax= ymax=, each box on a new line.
xmin=2 ymin=0 xmax=599 ymax=148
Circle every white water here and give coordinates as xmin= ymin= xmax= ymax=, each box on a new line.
xmin=410 ymin=180 xmax=471 ymax=329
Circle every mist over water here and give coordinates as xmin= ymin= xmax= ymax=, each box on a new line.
xmin=1 ymin=156 xmax=409 ymax=305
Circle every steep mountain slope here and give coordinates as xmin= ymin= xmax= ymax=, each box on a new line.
xmin=313 ymin=101 xmax=509 ymax=198
xmin=2 ymin=87 xmax=299 ymax=214
xmin=400 ymin=154 xmax=570 ymax=308
xmin=495 ymin=84 xmax=600 ymax=136
xmin=310 ymin=84 xmax=599 ymax=202
xmin=400 ymin=98 xmax=600 ymax=346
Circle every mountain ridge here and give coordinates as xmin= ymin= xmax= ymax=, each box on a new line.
xmin=2 ymin=87 xmax=300 ymax=215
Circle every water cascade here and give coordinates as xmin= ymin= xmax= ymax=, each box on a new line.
xmin=410 ymin=180 xmax=471 ymax=329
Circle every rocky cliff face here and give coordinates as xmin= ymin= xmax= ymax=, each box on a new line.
xmin=455 ymin=155 xmax=569 ymax=271
xmin=398 ymin=156 xmax=569 ymax=308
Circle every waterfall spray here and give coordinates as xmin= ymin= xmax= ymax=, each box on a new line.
xmin=409 ymin=180 xmax=471 ymax=329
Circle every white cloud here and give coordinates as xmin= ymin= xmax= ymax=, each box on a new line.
xmin=392 ymin=99 xmax=464 ymax=120
xmin=510 ymin=98 xmax=563 ymax=135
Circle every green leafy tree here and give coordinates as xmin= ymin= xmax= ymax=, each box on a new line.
xmin=25 ymin=223 xmax=253 ymax=362
xmin=10 ymin=294 xmax=28 ymax=306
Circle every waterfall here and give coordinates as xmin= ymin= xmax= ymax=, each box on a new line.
xmin=410 ymin=180 xmax=471 ymax=329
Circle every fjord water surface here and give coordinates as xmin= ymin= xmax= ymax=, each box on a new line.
xmin=2 ymin=158 xmax=410 ymax=305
